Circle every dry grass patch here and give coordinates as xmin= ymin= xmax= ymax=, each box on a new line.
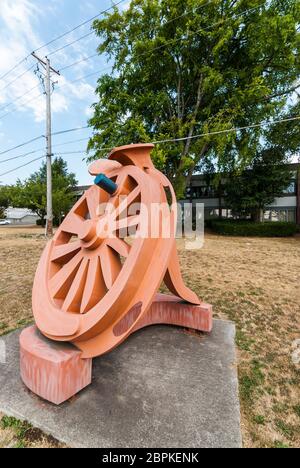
xmin=0 ymin=227 xmax=46 ymax=335
xmin=0 ymin=413 xmax=64 ymax=448
xmin=0 ymin=227 xmax=299 ymax=448
xmin=178 ymin=234 xmax=300 ymax=448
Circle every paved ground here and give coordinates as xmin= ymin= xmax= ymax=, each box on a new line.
xmin=0 ymin=320 xmax=241 ymax=448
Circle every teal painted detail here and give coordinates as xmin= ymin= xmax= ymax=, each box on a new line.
xmin=94 ymin=173 xmax=117 ymax=195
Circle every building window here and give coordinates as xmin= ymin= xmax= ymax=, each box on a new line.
xmin=284 ymin=181 xmax=296 ymax=195
xmin=186 ymin=185 xmax=218 ymax=199
xmin=263 ymin=209 xmax=296 ymax=223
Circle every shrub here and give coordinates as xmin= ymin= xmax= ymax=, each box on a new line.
xmin=208 ymin=219 xmax=297 ymax=237
xmin=36 ymin=219 xmax=45 ymax=226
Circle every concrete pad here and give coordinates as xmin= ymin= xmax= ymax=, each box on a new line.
xmin=0 ymin=320 xmax=242 ymax=448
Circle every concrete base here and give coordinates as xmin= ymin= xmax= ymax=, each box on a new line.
xmin=0 ymin=320 xmax=241 ymax=448
xmin=20 ymin=295 xmax=212 ymax=405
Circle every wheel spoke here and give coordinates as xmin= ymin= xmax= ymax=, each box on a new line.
xmin=116 ymin=172 xmax=129 ymax=192
xmin=49 ymin=251 xmax=83 ymax=299
xmin=99 ymin=245 xmax=122 ymax=290
xmin=80 ymin=257 xmax=106 ymax=314
xmin=62 ymin=258 xmax=89 ymax=312
xmin=86 ymin=185 xmax=101 ymax=219
xmin=51 ymin=241 xmax=81 ymax=263
xmin=106 ymin=173 xmax=129 ymax=214
xmin=106 ymin=237 xmax=130 ymax=257
xmin=115 ymin=186 xmax=141 ymax=220
xmin=60 ymin=213 xmax=83 ymax=235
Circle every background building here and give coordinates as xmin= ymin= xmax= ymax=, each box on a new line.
xmin=184 ymin=163 xmax=300 ymax=224
xmin=4 ymin=208 xmax=39 ymax=225
xmin=74 ymin=163 xmax=300 ymax=225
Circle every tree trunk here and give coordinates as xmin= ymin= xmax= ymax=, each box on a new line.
xmin=180 ymin=74 xmax=204 ymax=163
xmin=251 ymin=208 xmax=263 ymax=223
xmin=185 ymin=143 xmax=209 ymax=187
xmin=297 ymin=167 xmax=300 ymax=225
xmin=218 ymin=182 xmax=222 ymax=218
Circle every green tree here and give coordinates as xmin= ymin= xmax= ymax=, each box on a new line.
xmin=87 ymin=0 xmax=300 ymax=197
xmin=12 ymin=158 xmax=78 ymax=225
xmin=224 ymin=146 xmax=292 ymax=221
xmin=0 ymin=186 xmax=11 ymax=218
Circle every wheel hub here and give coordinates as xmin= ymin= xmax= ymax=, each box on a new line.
xmin=79 ymin=218 xmax=108 ymax=250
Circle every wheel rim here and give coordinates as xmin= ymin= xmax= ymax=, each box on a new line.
xmin=33 ymin=163 xmax=174 ymax=348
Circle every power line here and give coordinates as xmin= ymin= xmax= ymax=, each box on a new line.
xmin=0 ymin=138 xmax=105 ymax=165
xmin=139 ymin=3 xmax=265 ymax=59
xmin=1 ymin=109 xmax=298 ymax=166
xmin=52 ymin=136 xmax=90 ymax=147
xmin=0 ymin=148 xmax=43 ymax=164
xmin=51 ymin=125 xmax=89 ymax=136
xmin=162 ymin=0 xmax=215 ymax=27
xmin=68 ymin=66 xmax=113 ymax=84
xmin=0 ymin=138 xmax=91 ymax=164
xmin=0 ymin=0 xmax=263 ymax=106
xmin=2 ymin=114 xmax=299 ymax=178
xmin=87 ymin=115 xmax=300 ymax=150
xmin=53 ymin=150 xmax=87 ymax=155
xmin=51 ymin=120 xmax=111 ymax=136
xmin=0 ymin=0 xmax=215 ymax=87
xmin=152 ymin=115 xmax=300 ymax=144
xmin=0 ymin=149 xmax=93 ymax=178
xmin=0 ymin=65 xmax=111 ymax=121
xmin=0 ymin=64 xmax=35 ymax=92
xmin=57 ymin=3 xmax=220 ymax=74
xmin=0 ymin=56 xmax=31 ymax=82
xmin=3 ymin=112 xmax=297 ymax=166
xmin=47 ymin=31 xmax=94 ymax=57
xmin=0 ymin=2 xmax=265 ymax=123
xmin=47 ymin=0 xmax=214 ymax=61
xmin=0 ymin=0 xmax=127 ymax=88
xmin=0 ymin=92 xmax=44 ymax=120
xmin=0 ymin=84 xmax=40 ymax=112
xmin=34 ymin=0 xmax=127 ymax=53
xmin=0 ymin=126 xmax=90 ymax=160
xmin=0 ymin=135 xmax=45 ymax=157
xmin=59 ymin=53 xmax=99 ymax=72
xmin=58 ymin=3 xmax=264 ymax=82
xmin=0 ymin=155 xmax=45 ymax=177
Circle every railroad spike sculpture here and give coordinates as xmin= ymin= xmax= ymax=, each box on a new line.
xmin=20 ymin=144 xmax=213 ymax=404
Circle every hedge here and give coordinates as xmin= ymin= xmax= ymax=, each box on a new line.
xmin=208 ymin=219 xmax=297 ymax=237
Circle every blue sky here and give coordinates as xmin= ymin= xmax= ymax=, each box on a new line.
xmin=0 ymin=0 xmax=130 ymax=186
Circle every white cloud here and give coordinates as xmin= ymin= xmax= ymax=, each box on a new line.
xmin=0 ymin=0 xmax=48 ymax=121
xmin=0 ymin=0 xmax=99 ymax=123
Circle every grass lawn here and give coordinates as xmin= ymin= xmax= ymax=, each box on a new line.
xmin=0 ymin=226 xmax=299 ymax=448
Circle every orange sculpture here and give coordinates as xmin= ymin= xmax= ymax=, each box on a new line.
xmin=31 ymin=144 xmax=212 ymax=359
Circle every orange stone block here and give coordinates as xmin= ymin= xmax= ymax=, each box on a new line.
xmin=20 ymin=326 xmax=92 ymax=405
xmin=136 ymin=293 xmax=213 ymax=333
xmin=115 ymin=293 xmax=213 ymax=336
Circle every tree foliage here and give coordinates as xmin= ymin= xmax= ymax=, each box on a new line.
xmin=9 ymin=158 xmax=78 ymax=224
xmin=224 ymin=146 xmax=292 ymax=221
xmin=88 ymin=0 xmax=300 ymax=197
xmin=0 ymin=186 xmax=11 ymax=218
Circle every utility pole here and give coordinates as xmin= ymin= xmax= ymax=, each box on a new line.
xmin=31 ymin=52 xmax=60 ymax=237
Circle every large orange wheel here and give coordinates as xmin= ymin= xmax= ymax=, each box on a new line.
xmin=33 ymin=148 xmax=179 ymax=357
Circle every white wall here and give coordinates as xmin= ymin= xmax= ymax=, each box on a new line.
xmin=8 ymin=215 xmax=38 ymax=225
xmin=267 ymin=196 xmax=297 ymax=208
